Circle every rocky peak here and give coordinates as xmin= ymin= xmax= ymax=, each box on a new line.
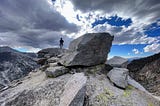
xmin=106 ymin=56 xmax=128 ymax=67
xmin=0 ymin=46 xmax=19 ymax=53
xmin=0 ymin=33 xmax=160 ymax=106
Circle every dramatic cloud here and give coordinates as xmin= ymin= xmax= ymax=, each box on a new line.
xmin=69 ymin=0 xmax=160 ymax=53
xmin=0 ymin=0 xmax=78 ymax=52
xmin=0 ymin=0 xmax=159 ymax=54
xmin=71 ymin=0 xmax=160 ymax=23
xmin=144 ymin=43 xmax=160 ymax=53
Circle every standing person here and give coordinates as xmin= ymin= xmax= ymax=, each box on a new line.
xmin=59 ymin=37 xmax=64 ymax=49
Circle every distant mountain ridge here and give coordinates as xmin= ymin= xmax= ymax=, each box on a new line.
xmin=0 ymin=46 xmax=39 ymax=91
xmin=0 ymin=46 xmax=18 ymax=53
xmin=0 ymin=46 xmax=37 ymax=58
xmin=106 ymin=56 xmax=128 ymax=67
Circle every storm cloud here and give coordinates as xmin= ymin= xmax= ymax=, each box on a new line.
xmin=71 ymin=0 xmax=160 ymax=22
xmin=0 ymin=0 xmax=160 ymax=53
xmin=0 ymin=0 xmax=78 ymax=51
xmin=70 ymin=0 xmax=160 ymax=51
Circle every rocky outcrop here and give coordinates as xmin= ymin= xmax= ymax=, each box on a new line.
xmin=107 ymin=68 xmax=129 ymax=89
xmin=0 ymin=69 xmax=159 ymax=106
xmin=85 ymin=74 xmax=160 ymax=106
xmin=106 ymin=56 xmax=128 ymax=67
xmin=59 ymin=33 xmax=114 ymax=67
xmin=0 ymin=71 xmax=72 ymax=106
xmin=0 ymin=47 xmax=39 ymax=91
xmin=0 ymin=33 xmax=160 ymax=106
xmin=127 ymin=52 xmax=160 ymax=96
xmin=37 ymin=48 xmax=67 ymax=58
xmin=37 ymin=48 xmax=67 ymax=65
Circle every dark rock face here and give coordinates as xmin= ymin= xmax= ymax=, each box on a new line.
xmin=127 ymin=52 xmax=160 ymax=96
xmin=127 ymin=52 xmax=160 ymax=74
xmin=60 ymin=33 xmax=114 ymax=67
xmin=37 ymin=58 xmax=48 ymax=65
xmin=69 ymin=86 xmax=86 ymax=106
xmin=0 ymin=47 xmax=39 ymax=90
xmin=139 ymin=59 xmax=160 ymax=96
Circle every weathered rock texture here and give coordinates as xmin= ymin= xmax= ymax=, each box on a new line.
xmin=59 ymin=33 xmax=114 ymax=67
xmin=85 ymin=74 xmax=160 ymax=106
xmin=0 ymin=47 xmax=38 ymax=91
xmin=0 ymin=70 xmax=159 ymax=106
xmin=37 ymin=48 xmax=67 ymax=58
xmin=60 ymin=73 xmax=87 ymax=106
xmin=0 ymin=71 xmax=72 ymax=106
xmin=107 ymin=68 xmax=129 ymax=89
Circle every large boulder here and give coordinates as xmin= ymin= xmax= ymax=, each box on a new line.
xmin=107 ymin=68 xmax=129 ymax=89
xmin=59 ymin=33 xmax=114 ymax=67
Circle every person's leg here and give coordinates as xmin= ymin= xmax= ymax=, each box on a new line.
xmin=60 ymin=44 xmax=62 ymax=49
xmin=62 ymin=44 xmax=63 ymax=48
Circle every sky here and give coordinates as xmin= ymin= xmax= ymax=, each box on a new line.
xmin=0 ymin=0 xmax=160 ymax=58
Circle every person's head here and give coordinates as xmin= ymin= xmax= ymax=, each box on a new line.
xmin=60 ymin=37 xmax=62 ymax=40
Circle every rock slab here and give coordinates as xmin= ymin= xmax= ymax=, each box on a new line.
xmin=107 ymin=68 xmax=128 ymax=89
xmin=59 ymin=33 xmax=114 ymax=67
xmin=59 ymin=73 xmax=87 ymax=106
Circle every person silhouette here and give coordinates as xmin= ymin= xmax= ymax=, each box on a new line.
xmin=59 ymin=37 xmax=64 ymax=49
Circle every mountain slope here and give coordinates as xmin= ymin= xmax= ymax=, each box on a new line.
xmin=106 ymin=56 xmax=128 ymax=67
xmin=0 ymin=47 xmax=39 ymax=91
xmin=127 ymin=52 xmax=160 ymax=96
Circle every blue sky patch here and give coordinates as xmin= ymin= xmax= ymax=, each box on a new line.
xmin=108 ymin=44 xmax=152 ymax=58
xmin=15 ymin=48 xmax=29 ymax=53
xmin=92 ymin=15 xmax=132 ymax=28
xmin=144 ymin=20 xmax=160 ymax=37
